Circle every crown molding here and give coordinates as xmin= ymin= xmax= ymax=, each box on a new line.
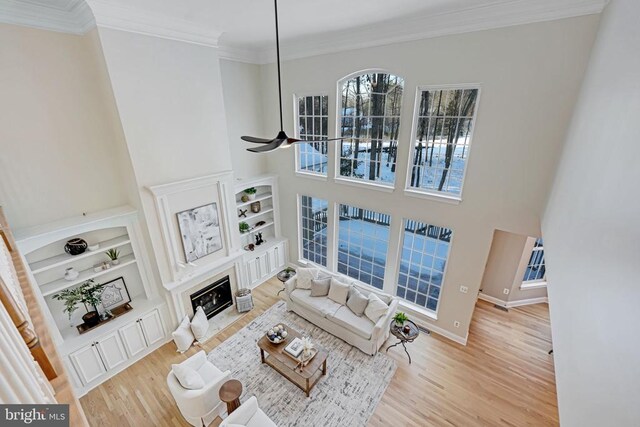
xmin=222 ymin=0 xmax=609 ymax=64
xmin=86 ymin=0 xmax=221 ymax=47
xmin=0 ymin=0 xmax=94 ymax=35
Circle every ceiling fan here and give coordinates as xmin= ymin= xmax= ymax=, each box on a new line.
xmin=242 ymin=0 xmax=344 ymax=153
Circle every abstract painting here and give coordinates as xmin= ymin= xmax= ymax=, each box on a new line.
xmin=177 ymin=203 xmax=223 ymax=262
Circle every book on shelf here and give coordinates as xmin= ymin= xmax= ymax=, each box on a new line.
xmin=284 ymin=337 xmax=303 ymax=358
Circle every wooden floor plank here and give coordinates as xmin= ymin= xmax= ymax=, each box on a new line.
xmin=81 ymin=279 xmax=558 ymax=426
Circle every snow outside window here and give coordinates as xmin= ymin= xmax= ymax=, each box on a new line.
xmin=337 ymin=204 xmax=390 ymax=289
xmin=407 ymin=86 xmax=479 ymax=197
xmin=523 ymin=238 xmax=546 ymax=282
xmin=295 ymin=95 xmax=328 ymax=175
xmin=338 ymin=72 xmax=404 ymax=186
xmin=397 ymin=219 xmax=453 ymax=312
xmin=299 ymin=195 xmax=328 ymax=266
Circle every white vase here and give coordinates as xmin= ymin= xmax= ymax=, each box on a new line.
xmin=111 ymin=259 xmax=120 ymax=265
xmin=64 ymin=267 xmax=79 ymax=281
xmin=246 ymin=193 xmax=256 ymax=201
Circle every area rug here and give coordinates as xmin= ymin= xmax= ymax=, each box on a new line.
xmin=207 ymin=300 xmax=396 ymax=427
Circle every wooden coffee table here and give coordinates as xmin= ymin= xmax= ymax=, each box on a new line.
xmin=257 ymin=326 xmax=327 ymax=397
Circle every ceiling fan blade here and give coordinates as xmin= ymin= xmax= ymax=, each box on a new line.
xmin=247 ymin=138 xmax=285 ymax=153
xmin=286 ymin=137 xmax=347 ymax=145
xmin=241 ymin=136 xmax=273 ymax=144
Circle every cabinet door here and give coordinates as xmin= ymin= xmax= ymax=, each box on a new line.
xmin=95 ymin=332 xmax=128 ymax=371
xmin=119 ymin=320 xmax=148 ymax=358
xmin=247 ymin=257 xmax=260 ymax=285
xmin=140 ymin=310 xmax=165 ymax=347
xmin=257 ymin=252 xmax=269 ymax=279
xmin=69 ymin=344 xmax=106 ymax=386
xmin=275 ymin=242 xmax=286 ymax=269
xmin=267 ymin=247 xmax=278 ymax=275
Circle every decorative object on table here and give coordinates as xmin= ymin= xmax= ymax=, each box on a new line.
xmin=238 ymin=208 xmax=248 ymax=218
xmin=266 ymin=324 xmax=288 ymax=344
xmin=176 ymin=202 xmax=223 ymax=262
xmin=243 ymin=243 xmax=255 ymax=251
xmin=250 ymin=201 xmax=261 ymax=213
xmin=403 ymin=325 xmax=411 ymax=334
xmin=219 ymin=379 xmax=243 ymax=415
xmin=255 ymin=232 xmax=264 ymax=246
xmin=63 ymin=267 xmax=79 ymax=281
xmin=241 ymin=195 xmax=249 ymax=203
xmin=88 ymin=243 xmax=100 ymax=251
xmin=392 ymin=311 xmax=408 ymax=327
xmin=93 ymin=261 xmax=111 ymax=272
xmin=386 ymin=319 xmax=422 ymax=364
xmin=236 ymin=288 xmax=254 ymax=313
xmin=284 ymin=336 xmax=303 ymax=357
xmin=105 ymin=248 xmax=120 ymax=265
xmin=243 ymin=187 xmax=257 ymax=200
xmin=99 ymin=276 xmax=131 ymax=311
xmin=276 ymin=267 xmax=296 ymax=295
xmin=301 ymin=336 xmax=314 ymax=359
xmin=254 ymin=220 xmax=266 ymax=228
xmin=239 ymin=221 xmax=250 ymax=233
xmin=53 ymin=279 xmax=106 ymax=329
xmin=64 ymin=238 xmax=88 ymax=255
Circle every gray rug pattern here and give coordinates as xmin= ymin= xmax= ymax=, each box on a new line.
xmin=207 ymin=301 xmax=396 ymax=427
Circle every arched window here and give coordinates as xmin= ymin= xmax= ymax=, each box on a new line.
xmin=337 ymin=72 xmax=404 ymax=185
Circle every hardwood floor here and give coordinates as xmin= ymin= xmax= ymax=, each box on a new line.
xmin=80 ymin=279 xmax=557 ymax=426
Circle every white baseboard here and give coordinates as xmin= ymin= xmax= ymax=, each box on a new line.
xmin=478 ymin=293 xmax=508 ymax=306
xmin=478 ymin=293 xmax=548 ymax=308
xmin=410 ymin=316 xmax=468 ymax=346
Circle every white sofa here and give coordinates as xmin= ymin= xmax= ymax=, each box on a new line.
xmin=219 ymin=396 xmax=277 ymax=427
xmin=284 ymin=273 xmax=398 ymax=355
xmin=167 ymin=351 xmax=231 ymax=426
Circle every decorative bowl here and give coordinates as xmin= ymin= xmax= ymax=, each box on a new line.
xmin=64 ymin=238 xmax=88 ymax=256
xmin=266 ymin=324 xmax=288 ymax=344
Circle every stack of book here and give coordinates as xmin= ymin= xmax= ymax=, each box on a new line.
xmin=284 ymin=337 xmax=303 ymax=358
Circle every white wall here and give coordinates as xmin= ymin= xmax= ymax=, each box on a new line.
xmin=219 ymin=59 xmax=268 ymax=180
xmin=0 ymin=25 xmax=130 ymax=229
xmin=260 ymin=16 xmax=599 ymax=340
xmin=542 ymin=0 xmax=640 ymax=425
xmin=95 ymin=28 xmax=235 ymax=283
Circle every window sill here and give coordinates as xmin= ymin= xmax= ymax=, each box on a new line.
xmin=334 ymin=177 xmax=395 ymax=193
xmin=520 ymin=281 xmax=547 ymax=290
xmin=398 ymin=300 xmax=438 ymax=321
xmin=403 ymin=189 xmax=462 ymax=205
xmin=295 ymin=171 xmax=328 ymax=181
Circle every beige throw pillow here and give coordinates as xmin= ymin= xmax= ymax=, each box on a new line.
xmin=346 ymin=286 xmax=369 ymax=316
xmin=364 ymin=293 xmax=389 ymax=323
xmin=328 ymin=278 xmax=350 ymax=305
xmin=310 ymin=277 xmax=331 ymax=297
xmin=171 ymin=363 xmax=204 ymax=390
xmin=296 ymin=267 xmax=319 ymax=290
xmin=190 ymin=306 xmax=209 ymax=342
xmin=172 ymin=315 xmax=194 ymax=353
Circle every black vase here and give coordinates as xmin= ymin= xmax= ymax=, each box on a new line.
xmin=82 ymin=311 xmax=100 ymax=327
xmin=64 ymin=238 xmax=87 ymax=256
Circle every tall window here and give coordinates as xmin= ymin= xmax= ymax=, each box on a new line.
xmin=338 ymin=72 xmax=404 ymax=185
xmin=299 ymin=196 xmax=328 ymax=266
xmin=397 ymin=219 xmax=452 ymax=312
xmin=296 ymin=95 xmax=328 ymax=175
xmin=523 ymin=238 xmax=546 ymax=283
xmin=408 ymin=86 xmax=479 ymax=197
xmin=337 ymin=204 xmax=390 ymax=289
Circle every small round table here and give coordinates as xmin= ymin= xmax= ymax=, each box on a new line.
xmin=219 ymin=379 xmax=243 ymax=415
xmin=276 ymin=269 xmax=296 ymax=296
xmin=385 ymin=320 xmax=422 ymax=364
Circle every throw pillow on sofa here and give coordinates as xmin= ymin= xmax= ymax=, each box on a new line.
xmin=296 ymin=267 xmax=319 ymax=290
xmin=346 ymin=286 xmax=369 ymax=316
xmin=310 ymin=277 xmax=331 ymax=296
xmin=364 ymin=293 xmax=389 ymax=323
xmin=328 ymin=278 xmax=350 ymax=305
xmin=190 ymin=306 xmax=209 ymax=342
xmin=172 ymin=315 xmax=195 ymax=353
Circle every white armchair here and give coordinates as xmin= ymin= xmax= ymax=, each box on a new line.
xmin=219 ymin=396 xmax=277 ymax=427
xmin=167 ymin=351 xmax=231 ymax=426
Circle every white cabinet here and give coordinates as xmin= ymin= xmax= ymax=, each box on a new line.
xmin=268 ymin=242 xmax=286 ymax=274
xmin=119 ymin=320 xmax=148 ymax=358
xmin=245 ymin=242 xmax=287 ymax=288
xmin=140 ymin=310 xmax=165 ymax=347
xmin=69 ymin=343 xmax=107 ymax=385
xmin=95 ymin=332 xmax=128 ymax=371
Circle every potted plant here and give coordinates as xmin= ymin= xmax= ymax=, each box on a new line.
xmin=393 ymin=311 xmax=408 ymax=328
xmin=239 ymin=221 xmax=250 ymax=233
xmin=105 ymin=248 xmax=120 ymax=265
xmin=54 ymin=279 xmax=106 ymax=328
xmin=243 ymin=187 xmax=257 ymax=200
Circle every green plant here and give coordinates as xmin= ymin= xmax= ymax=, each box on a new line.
xmin=284 ymin=267 xmax=295 ymax=273
xmin=105 ymin=248 xmax=120 ymax=260
xmin=239 ymin=221 xmax=250 ymax=233
xmin=243 ymin=187 xmax=257 ymax=195
xmin=53 ymin=280 xmax=106 ymax=318
xmin=393 ymin=311 xmax=408 ymax=325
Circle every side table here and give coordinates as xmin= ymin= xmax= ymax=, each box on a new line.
xmin=219 ymin=379 xmax=243 ymax=415
xmin=276 ymin=269 xmax=296 ymax=296
xmin=385 ymin=320 xmax=423 ymax=364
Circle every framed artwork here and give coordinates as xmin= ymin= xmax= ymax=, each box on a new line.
xmin=177 ymin=202 xmax=223 ymax=262
xmin=99 ymin=277 xmax=131 ymax=311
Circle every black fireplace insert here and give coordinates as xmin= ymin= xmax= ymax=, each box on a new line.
xmin=190 ymin=275 xmax=233 ymax=319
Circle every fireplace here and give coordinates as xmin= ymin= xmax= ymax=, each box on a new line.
xmin=190 ymin=275 xmax=233 ymax=319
